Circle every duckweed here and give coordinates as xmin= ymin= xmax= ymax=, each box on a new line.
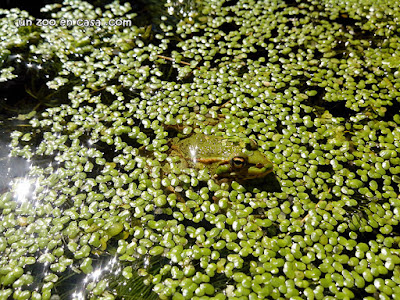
xmin=0 ymin=0 xmax=400 ymax=299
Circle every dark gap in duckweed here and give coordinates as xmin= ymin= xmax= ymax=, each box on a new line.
xmin=153 ymin=210 xmax=175 ymax=222
xmin=262 ymin=222 xmax=280 ymax=238
xmin=392 ymin=224 xmax=400 ymax=236
xmin=308 ymin=47 xmax=324 ymax=60
xmin=112 ymin=276 xmax=159 ymax=300
xmin=205 ymin=52 xmax=229 ymax=69
xmin=186 ymin=218 xmax=214 ymax=232
xmin=351 ymin=29 xmax=385 ymax=49
xmin=244 ymin=174 xmax=282 ymax=193
xmin=157 ymin=60 xmax=180 ymax=81
xmin=56 ymin=254 xmax=115 ymax=299
xmin=83 ymin=0 xmax=115 ymax=8
xmin=30 ymin=155 xmax=59 ymax=170
xmin=245 ymin=45 xmax=270 ymax=62
xmin=155 ymin=14 xmax=180 ymax=32
xmin=0 ymin=91 xmax=38 ymax=115
xmin=179 ymin=72 xmax=197 ymax=84
xmin=272 ymin=118 xmax=284 ymax=135
xmin=283 ymin=0 xmax=302 ymax=8
xmin=221 ymin=0 xmax=239 ymax=8
xmin=379 ymin=97 xmax=400 ymax=122
xmin=302 ymin=88 xmax=326 ymax=106
xmin=205 ymin=273 xmax=232 ymax=293
xmin=216 ymin=21 xmax=240 ymax=35
xmin=350 ymin=287 xmax=376 ymax=299
xmin=269 ymin=27 xmax=279 ymax=40
xmin=236 ymin=64 xmax=249 ymax=78
xmin=0 ymin=56 xmax=68 ymax=111
xmin=307 ymin=94 xmax=356 ymax=120
xmin=94 ymin=87 xmax=127 ymax=105
xmin=3 ymin=1 xmax=61 ymax=17
xmin=23 ymin=261 xmax=53 ymax=291
xmin=124 ymin=0 xmax=167 ymax=27
xmin=332 ymin=12 xmax=358 ymax=26
xmin=122 ymin=89 xmax=144 ymax=102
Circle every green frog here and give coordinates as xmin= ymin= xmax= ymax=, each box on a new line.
xmin=167 ymin=133 xmax=274 ymax=182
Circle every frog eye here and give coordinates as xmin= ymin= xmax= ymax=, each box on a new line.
xmin=231 ymin=156 xmax=246 ymax=169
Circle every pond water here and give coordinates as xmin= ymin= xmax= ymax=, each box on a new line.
xmin=1 ymin=0 xmax=400 ymax=299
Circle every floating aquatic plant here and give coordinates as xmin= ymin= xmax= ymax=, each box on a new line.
xmin=0 ymin=0 xmax=400 ymax=299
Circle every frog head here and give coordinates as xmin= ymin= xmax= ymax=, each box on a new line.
xmin=213 ymin=139 xmax=274 ymax=181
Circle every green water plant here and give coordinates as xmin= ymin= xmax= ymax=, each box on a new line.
xmin=1 ymin=0 xmax=400 ymax=299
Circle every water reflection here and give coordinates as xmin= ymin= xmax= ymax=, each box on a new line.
xmin=14 ymin=177 xmax=34 ymax=203
xmin=71 ymin=256 xmax=120 ymax=300
xmin=189 ymin=144 xmax=199 ymax=163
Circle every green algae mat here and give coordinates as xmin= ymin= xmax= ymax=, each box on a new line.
xmin=1 ymin=0 xmax=400 ymax=299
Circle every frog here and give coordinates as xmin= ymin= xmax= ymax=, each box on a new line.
xmin=167 ymin=133 xmax=274 ymax=182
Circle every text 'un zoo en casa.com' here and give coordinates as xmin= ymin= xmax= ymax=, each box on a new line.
xmin=15 ymin=18 xmax=132 ymax=27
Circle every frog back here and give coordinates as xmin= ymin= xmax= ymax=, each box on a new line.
xmin=174 ymin=133 xmax=240 ymax=162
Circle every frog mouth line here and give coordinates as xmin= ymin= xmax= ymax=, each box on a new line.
xmin=246 ymin=166 xmax=274 ymax=177
xmin=196 ymin=157 xmax=230 ymax=164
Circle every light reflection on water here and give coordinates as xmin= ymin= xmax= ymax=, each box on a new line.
xmin=14 ymin=177 xmax=34 ymax=203
xmin=189 ymin=144 xmax=198 ymax=163
xmin=71 ymin=256 xmax=120 ymax=300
